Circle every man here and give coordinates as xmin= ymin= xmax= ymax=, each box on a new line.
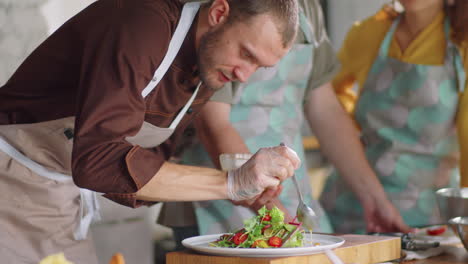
xmin=164 ymin=0 xmax=412 ymax=246
xmin=0 ymin=0 xmax=301 ymax=263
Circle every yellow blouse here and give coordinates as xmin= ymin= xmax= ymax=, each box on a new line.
xmin=333 ymin=8 xmax=468 ymax=187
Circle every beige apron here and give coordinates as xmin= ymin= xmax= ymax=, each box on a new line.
xmin=0 ymin=2 xmax=201 ymax=263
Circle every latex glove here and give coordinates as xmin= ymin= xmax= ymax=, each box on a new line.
xmin=227 ymin=145 xmax=300 ymax=201
xmin=232 ymin=185 xmax=283 ymax=209
xmin=363 ymin=196 xmax=413 ymax=233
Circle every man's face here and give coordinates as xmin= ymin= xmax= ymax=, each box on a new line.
xmin=198 ymin=14 xmax=290 ymax=91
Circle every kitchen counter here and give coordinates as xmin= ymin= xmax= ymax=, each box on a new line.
xmin=167 ymin=234 xmax=400 ymax=264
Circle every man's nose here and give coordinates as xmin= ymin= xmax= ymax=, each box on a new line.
xmin=234 ymin=64 xmax=257 ymax=83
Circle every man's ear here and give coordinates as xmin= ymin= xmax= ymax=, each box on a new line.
xmin=207 ymin=0 xmax=230 ymax=26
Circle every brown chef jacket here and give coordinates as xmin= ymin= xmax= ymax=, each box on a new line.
xmin=0 ymin=0 xmax=215 ymax=207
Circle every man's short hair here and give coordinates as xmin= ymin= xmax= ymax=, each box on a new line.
xmin=203 ymin=0 xmax=299 ymax=47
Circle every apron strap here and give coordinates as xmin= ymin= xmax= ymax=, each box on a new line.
xmin=141 ymin=2 xmax=201 ymax=98
xmin=453 ymin=51 xmax=466 ymax=93
xmin=169 ymin=81 xmax=201 ymax=129
xmin=74 ymin=189 xmax=101 ymax=240
xmin=0 ymin=136 xmax=71 ymax=182
xmin=379 ymin=16 xmax=400 ymax=58
xmin=299 ymin=10 xmax=314 ymax=45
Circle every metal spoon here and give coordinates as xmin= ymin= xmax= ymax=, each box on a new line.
xmin=280 ymin=143 xmax=319 ymax=231
xmin=291 ymin=173 xmax=319 ymax=231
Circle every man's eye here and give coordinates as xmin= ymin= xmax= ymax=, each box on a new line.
xmin=243 ymin=50 xmax=252 ymax=59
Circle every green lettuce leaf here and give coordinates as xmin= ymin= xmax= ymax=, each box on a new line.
xmin=269 ymin=206 xmax=284 ymax=227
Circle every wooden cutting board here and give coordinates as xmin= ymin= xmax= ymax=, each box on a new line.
xmin=166 ymin=234 xmax=401 ymax=264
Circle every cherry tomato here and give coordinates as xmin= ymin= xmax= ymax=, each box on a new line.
xmin=232 ymin=232 xmax=248 ymax=245
xmin=268 ymin=236 xmax=282 ymax=247
xmin=426 ymin=225 xmax=446 ymax=236
xmin=262 ymin=214 xmax=272 ymax=222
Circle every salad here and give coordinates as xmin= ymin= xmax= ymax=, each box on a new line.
xmin=210 ymin=206 xmax=304 ymax=248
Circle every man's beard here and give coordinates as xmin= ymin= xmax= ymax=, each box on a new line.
xmin=197 ymin=26 xmax=224 ymax=91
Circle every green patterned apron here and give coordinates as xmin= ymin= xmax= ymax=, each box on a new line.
xmin=180 ymin=11 xmax=333 ymax=235
xmin=321 ymin=17 xmax=466 ymax=234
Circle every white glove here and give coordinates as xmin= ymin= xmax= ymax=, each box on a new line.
xmin=226 ymin=145 xmax=301 ymax=201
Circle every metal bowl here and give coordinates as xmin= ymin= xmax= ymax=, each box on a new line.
xmin=435 ymin=188 xmax=468 ymax=222
xmin=448 ymin=217 xmax=468 ymax=251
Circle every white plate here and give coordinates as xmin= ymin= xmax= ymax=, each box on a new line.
xmin=182 ymin=233 xmax=345 ymax=258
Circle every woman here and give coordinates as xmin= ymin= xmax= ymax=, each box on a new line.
xmin=321 ymin=0 xmax=468 ymax=233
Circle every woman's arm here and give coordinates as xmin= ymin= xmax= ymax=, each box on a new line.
xmin=304 ymin=82 xmax=411 ymax=233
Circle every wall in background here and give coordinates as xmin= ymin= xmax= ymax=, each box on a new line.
xmin=328 ymin=0 xmax=388 ymax=49
xmin=0 ymin=0 xmax=96 ymax=85
xmin=40 ymin=0 xmax=95 ymax=35
xmin=0 ymin=0 xmax=49 ymax=85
